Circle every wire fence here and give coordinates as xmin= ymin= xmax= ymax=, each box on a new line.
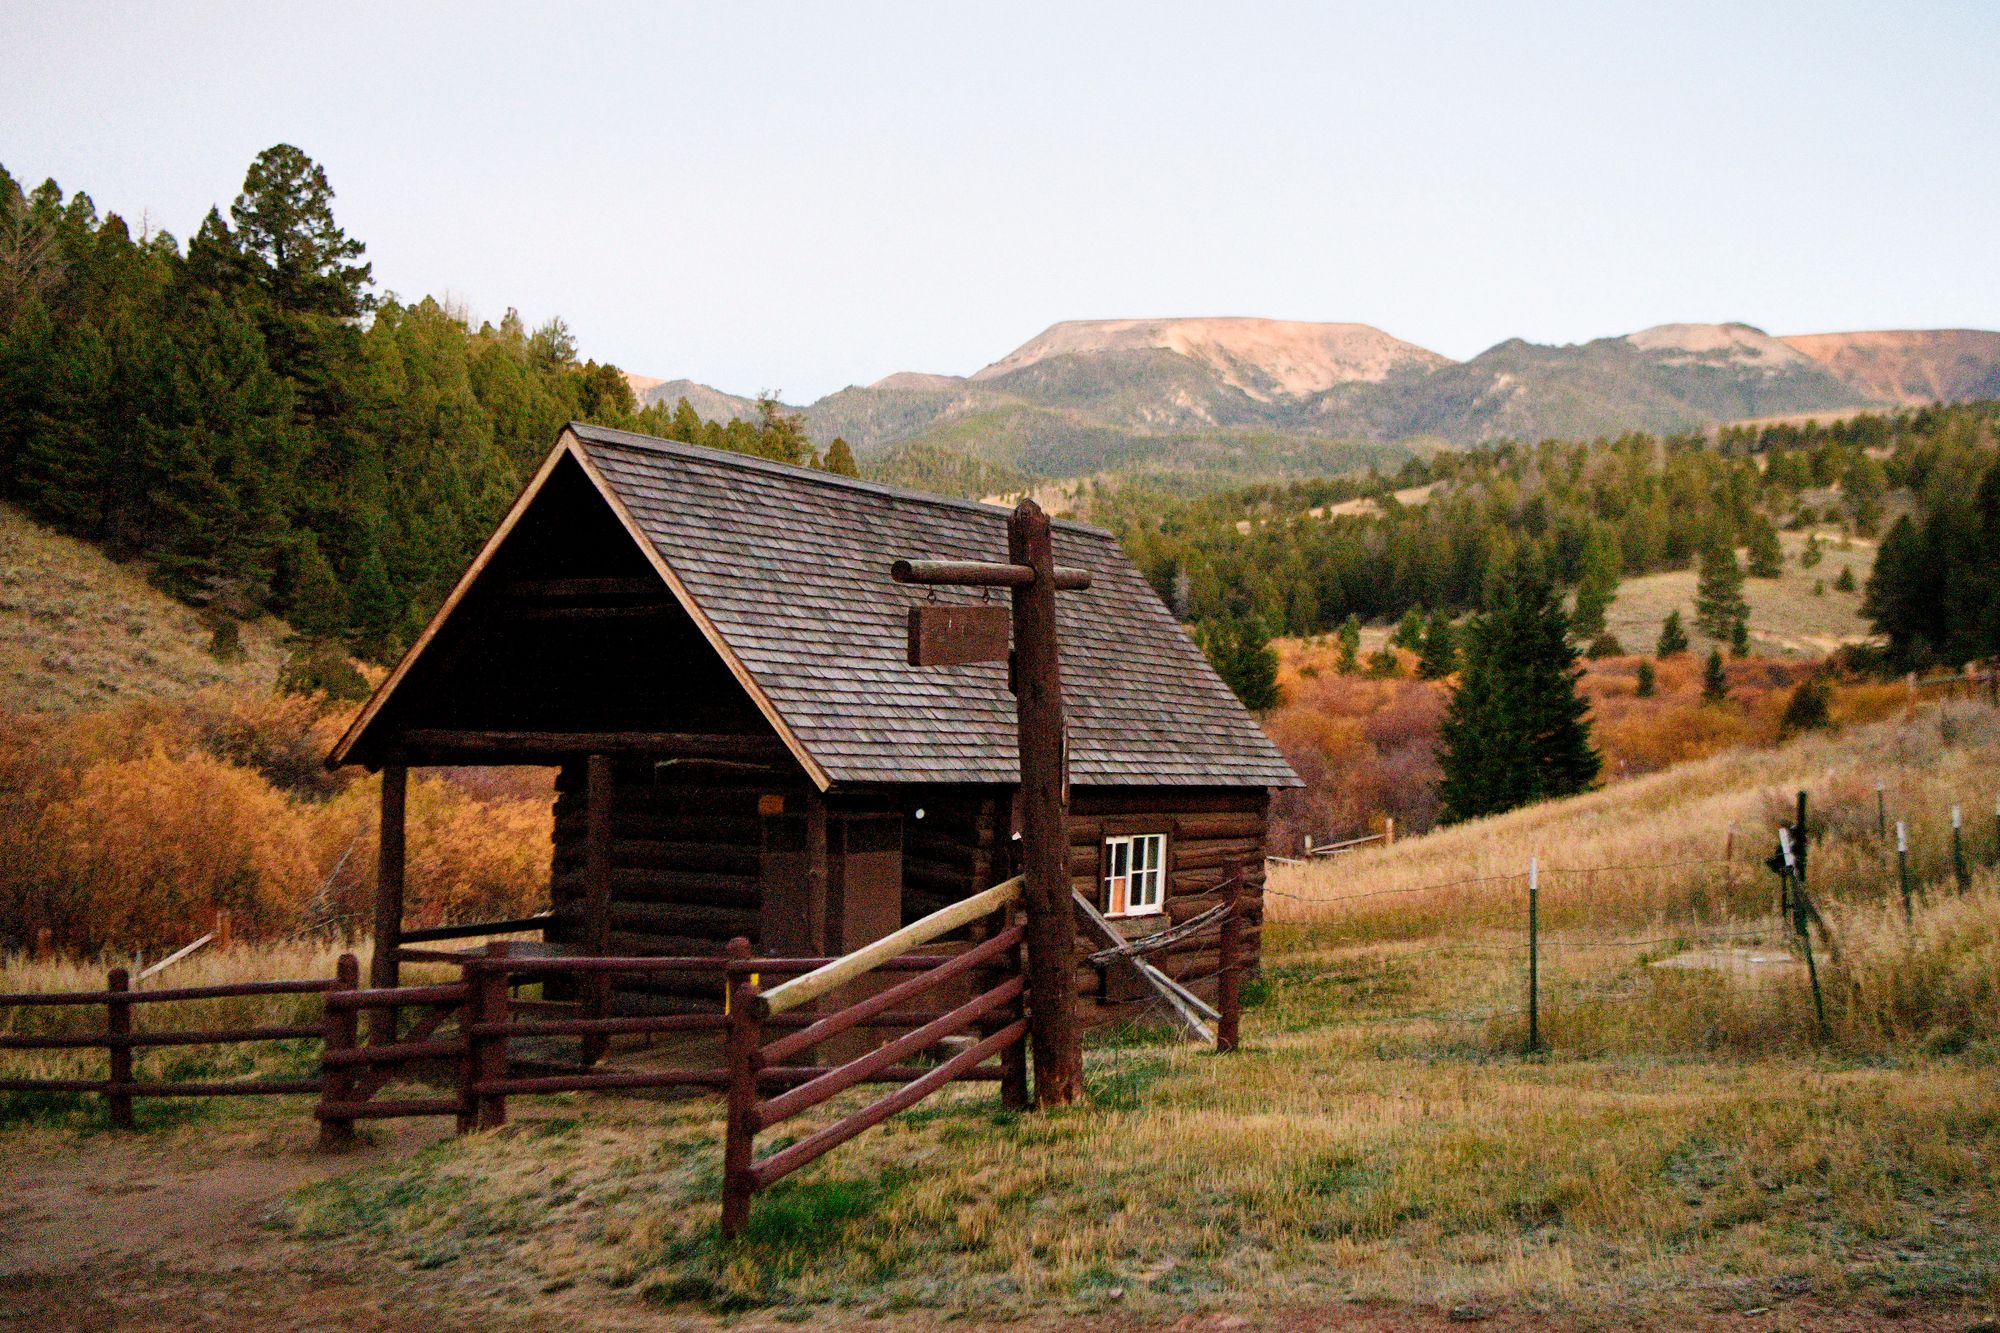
xmin=1260 ymin=787 xmax=2000 ymax=1048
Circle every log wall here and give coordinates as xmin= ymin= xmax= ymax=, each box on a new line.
xmin=1067 ymin=786 xmax=1268 ymax=1025
xmin=549 ymin=758 xmax=803 ymax=1013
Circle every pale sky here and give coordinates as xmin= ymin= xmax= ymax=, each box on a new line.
xmin=5 ymin=2 xmax=1996 ymax=402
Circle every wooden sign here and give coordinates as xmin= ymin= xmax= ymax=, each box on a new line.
xmin=907 ymin=604 xmax=1010 ymax=667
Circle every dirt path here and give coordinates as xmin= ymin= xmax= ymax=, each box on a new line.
xmin=0 ymin=1115 xmax=504 ymax=1333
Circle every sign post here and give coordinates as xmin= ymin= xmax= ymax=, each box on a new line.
xmin=891 ymin=499 xmax=1089 ymax=1106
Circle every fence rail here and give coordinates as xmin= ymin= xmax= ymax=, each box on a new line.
xmin=721 ymin=881 xmax=1031 ymax=1238
xmin=0 ymin=966 xmax=336 ymax=1127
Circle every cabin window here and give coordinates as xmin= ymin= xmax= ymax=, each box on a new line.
xmin=1103 ymin=833 xmax=1166 ymax=917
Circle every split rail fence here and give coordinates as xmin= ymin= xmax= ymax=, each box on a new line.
xmin=2 ymin=871 xmax=1251 ymax=1236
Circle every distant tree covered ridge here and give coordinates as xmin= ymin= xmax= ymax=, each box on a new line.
xmin=1096 ymin=403 xmax=1998 ymax=649
xmin=0 ymin=146 xmax=854 ymax=664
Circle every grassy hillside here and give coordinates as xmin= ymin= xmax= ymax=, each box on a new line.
xmin=1603 ymin=526 xmax=1878 ymax=658
xmin=0 ymin=503 xmax=289 ymax=715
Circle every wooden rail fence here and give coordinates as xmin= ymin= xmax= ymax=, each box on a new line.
xmin=4 ymin=871 xmax=1250 ymax=1236
xmin=720 ymin=875 xmax=1029 ymax=1237
xmin=0 ymin=972 xmax=334 ymax=1127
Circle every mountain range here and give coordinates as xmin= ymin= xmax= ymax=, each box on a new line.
xmin=626 ymin=319 xmax=2000 ymax=489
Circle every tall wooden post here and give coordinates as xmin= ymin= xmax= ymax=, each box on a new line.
xmin=370 ymin=765 xmax=408 ymax=1043
xmin=472 ymin=941 xmax=512 ymax=1130
xmin=1008 ymin=500 xmax=1083 ymax=1107
xmin=583 ymin=754 xmax=615 ymax=1064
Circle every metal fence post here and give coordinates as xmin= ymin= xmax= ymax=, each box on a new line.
xmin=1780 ymin=828 xmax=1827 ymax=1039
xmin=319 ymin=953 xmax=360 ymax=1149
xmin=1896 ymin=821 xmax=1914 ymax=925
xmin=105 ymin=966 xmax=134 ymax=1129
xmin=1526 ymin=857 xmax=1540 ymax=1055
xmin=1952 ymin=805 xmax=1970 ymax=894
xmin=720 ymin=937 xmax=761 ymax=1241
xmin=1875 ymin=782 xmax=1887 ymax=840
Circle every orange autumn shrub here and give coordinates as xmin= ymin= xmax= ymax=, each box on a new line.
xmin=38 ymin=748 xmax=319 ymax=947
xmin=307 ymin=770 xmax=553 ymax=933
xmin=0 ymin=686 xmax=552 ymax=954
xmin=1266 ymin=670 xmax=1447 ymax=851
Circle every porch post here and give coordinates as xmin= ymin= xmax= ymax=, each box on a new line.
xmin=583 ymin=753 xmax=614 ymax=1064
xmin=370 ymin=764 xmax=407 ymax=1043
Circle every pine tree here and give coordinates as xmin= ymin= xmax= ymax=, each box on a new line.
xmin=1730 ymin=618 xmax=1751 ymax=657
xmin=1702 ymin=648 xmax=1729 ymax=703
xmin=1800 ymin=531 xmax=1824 ymax=569
xmin=1196 ymin=618 xmax=1280 ymax=712
xmin=1833 ymin=565 xmax=1856 ymax=593
xmin=1334 ymin=614 xmax=1361 ymax=673
xmin=228 ymin=145 xmax=373 ymax=318
xmin=1779 ymin=676 xmax=1832 ymax=736
xmin=1635 ymin=659 xmax=1656 ymax=698
xmin=1694 ymin=543 xmax=1749 ymax=643
xmin=822 ymin=437 xmax=858 ymax=477
xmin=1436 ymin=562 xmax=1601 ymax=823
xmin=1656 ymin=609 xmax=1689 ymax=657
xmin=283 ymin=531 xmax=349 ymax=640
xmin=1417 ymin=608 xmax=1457 ymax=679
xmin=1391 ymin=606 xmax=1426 ymax=651
xmin=1569 ymin=533 xmax=1620 ymax=639
xmin=1745 ymin=514 xmax=1784 ymax=578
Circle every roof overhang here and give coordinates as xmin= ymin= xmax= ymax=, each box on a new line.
xmin=325 ymin=428 xmax=833 ymax=788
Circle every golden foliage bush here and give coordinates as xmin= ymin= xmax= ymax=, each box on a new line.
xmin=0 ymin=686 xmax=552 ymax=954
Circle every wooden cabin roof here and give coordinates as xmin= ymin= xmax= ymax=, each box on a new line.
xmin=330 ymin=423 xmax=1300 ymax=791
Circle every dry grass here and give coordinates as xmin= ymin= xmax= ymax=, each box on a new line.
xmin=1603 ymin=528 xmax=1876 ymax=660
xmin=0 ymin=502 xmax=288 ymax=715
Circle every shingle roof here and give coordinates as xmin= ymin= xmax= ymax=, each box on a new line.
xmin=569 ymin=424 xmax=1296 ymax=790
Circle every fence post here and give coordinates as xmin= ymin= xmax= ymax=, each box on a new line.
xmin=33 ymin=926 xmax=52 ymax=959
xmin=214 ymin=908 xmax=233 ymax=951
xmin=319 ymin=953 xmax=359 ymax=1149
xmin=1525 ymin=857 xmax=1540 ymax=1055
xmin=1794 ymin=791 xmax=1810 ymax=891
xmin=1876 ymin=782 xmax=1887 ymax=840
xmin=1780 ymin=828 xmax=1827 ymax=1039
xmin=470 ymin=941 xmax=512 ymax=1132
xmin=984 ymin=902 xmax=1030 ymax=1111
xmin=1951 ymin=806 xmax=1970 ymax=894
xmin=1724 ymin=824 xmax=1737 ymax=896
xmin=1385 ymin=817 xmax=1396 ymax=847
xmin=105 ymin=966 xmax=134 ymax=1130
xmin=1896 ymin=821 xmax=1914 ymax=925
xmin=1216 ymin=871 xmax=1243 ymax=1054
xmin=720 ymin=936 xmax=760 ymax=1241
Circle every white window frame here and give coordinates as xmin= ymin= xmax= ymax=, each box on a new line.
xmin=1103 ymin=833 xmax=1167 ymax=918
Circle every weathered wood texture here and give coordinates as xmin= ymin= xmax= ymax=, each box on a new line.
xmin=549 ymin=758 xmax=802 ymax=1013
xmin=1066 ymin=786 xmax=1269 ymax=1018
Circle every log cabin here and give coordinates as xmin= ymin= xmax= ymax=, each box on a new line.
xmin=326 ymin=422 xmax=1299 ymax=1026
